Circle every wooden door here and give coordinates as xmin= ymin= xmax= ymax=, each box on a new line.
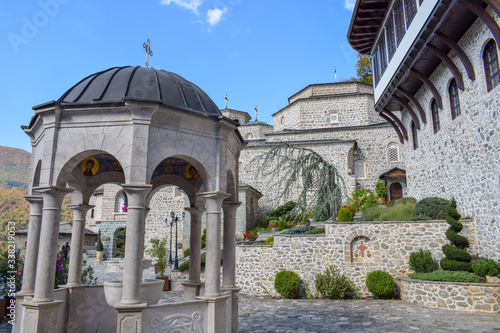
xmin=390 ymin=182 xmax=403 ymax=201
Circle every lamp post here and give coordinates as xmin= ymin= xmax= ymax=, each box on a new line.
xmin=168 ymin=212 xmax=174 ymax=265
xmin=173 ymin=213 xmax=179 ymax=271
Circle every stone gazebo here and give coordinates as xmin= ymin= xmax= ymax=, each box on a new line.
xmin=18 ymin=66 xmax=245 ymax=333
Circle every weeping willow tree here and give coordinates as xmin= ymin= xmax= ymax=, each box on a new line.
xmin=253 ymin=143 xmax=345 ymax=221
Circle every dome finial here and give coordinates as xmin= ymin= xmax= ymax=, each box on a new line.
xmin=254 ymin=105 xmax=258 ymax=121
xmin=225 ymin=94 xmax=228 ymax=109
xmin=143 ymin=39 xmax=153 ymax=68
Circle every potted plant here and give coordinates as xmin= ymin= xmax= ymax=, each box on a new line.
xmin=96 ymin=230 xmax=104 ymax=261
xmin=147 ymin=237 xmax=169 ymax=291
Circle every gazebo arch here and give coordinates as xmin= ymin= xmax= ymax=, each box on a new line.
xmin=19 ymin=66 xmax=245 ymax=333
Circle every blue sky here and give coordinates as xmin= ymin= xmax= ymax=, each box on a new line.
xmin=1 ymin=0 xmax=358 ymax=152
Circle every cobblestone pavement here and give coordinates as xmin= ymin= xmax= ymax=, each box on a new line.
xmin=3 ymin=291 xmax=498 ymax=332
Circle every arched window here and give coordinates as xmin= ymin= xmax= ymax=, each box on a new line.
xmin=483 ymin=39 xmax=500 ymax=92
xmin=388 ymin=143 xmax=399 ymax=162
xmin=115 ymin=191 xmax=128 ymax=213
xmin=354 ymin=160 xmax=366 ymax=179
xmin=411 ymin=121 xmax=418 ymax=150
xmin=449 ymin=79 xmax=461 ymax=120
xmin=431 ymin=99 xmax=440 ymax=134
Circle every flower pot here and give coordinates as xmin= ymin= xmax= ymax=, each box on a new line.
xmin=96 ymin=251 xmax=104 ymax=261
xmin=271 ymin=227 xmax=278 ymax=232
xmin=103 ymin=279 xmax=164 ymax=307
xmin=157 ymin=276 xmax=169 ymax=291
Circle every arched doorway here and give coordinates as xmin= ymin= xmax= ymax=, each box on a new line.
xmin=389 ymin=182 xmax=403 ymax=201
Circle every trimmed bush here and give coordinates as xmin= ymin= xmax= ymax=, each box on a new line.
xmin=287 ymin=225 xmax=315 ymax=235
xmin=184 ymin=248 xmax=190 ymax=257
xmin=337 ymin=207 xmax=354 ymax=222
xmin=365 ymin=271 xmax=395 ymax=299
xmin=95 ymin=230 xmax=104 ymax=251
xmin=414 ymin=197 xmax=450 ymax=220
xmin=409 ymin=249 xmax=439 ymax=273
xmin=472 ymin=258 xmax=500 ymax=278
xmin=440 ymin=198 xmax=471 ymax=271
xmin=274 ymin=270 xmax=300 ymax=299
xmin=277 ymin=219 xmax=286 ymax=231
xmin=306 ymin=227 xmax=325 ymax=235
xmin=315 ymin=266 xmax=353 ymax=299
xmin=410 ymin=269 xmax=483 ymax=283
xmin=265 ymin=236 xmax=274 ymax=245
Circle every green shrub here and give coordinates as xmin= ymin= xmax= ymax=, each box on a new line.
xmin=179 ymin=252 xmax=206 ymax=272
xmin=184 ymin=248 xmax=190 ymax=257
xmin=337 ymin=207 xmax=354 ymax=222
xmin=201 ymin=228 xmax=206 ymax=249
xmin=365 ymin=271 xmax=395 ymax=299
xmin=409 ymin=249 xmax=439 ymax=273
xmin=394 ymin=197 xmax=417 ymax=206
xmin=410 ymin=269 xmax=483 ymax=283
xmin=414 ymin=197 xmax=450 ymax=220
xmin=96 ymin=230 xmax=104 ymax=251
xmin=314 ymin=266 xmax=353 ymax=299
xmin=379 ymin=203 xmax=417 ymax=221
xmin=265 ymin=236 xmax=274 ymax=245
xmin=274 ymin=270 xmax=300 ymax=299
xmin=472 ymin=258 xmax=500 ymax=278
xmin=287 ymin=225 xmax=315 ymax=235
xmin=306 ymin=227 xmax=325 ymax=235
xmin=277 ymin=219 xmax=286 ymax=231
xmin=440 ymin=198 xmax=471 ymax=272
xmin=266 ymin=201 xmax=296 ymax=220
xmin=375 ymin=181 xmax=387 ymax=199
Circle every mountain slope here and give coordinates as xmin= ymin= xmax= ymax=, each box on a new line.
xmin=0 ymin=146 xmax=31 ymax=188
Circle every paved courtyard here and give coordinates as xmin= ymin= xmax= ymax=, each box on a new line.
xmin=2 ymin=290 xmax=499 ymax=332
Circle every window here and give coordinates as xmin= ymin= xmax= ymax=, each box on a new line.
xmin=388 ymin=143 xmax=400 ymax=162
xmin=385 ymin=13 xmax=396 ymax=59
xmin=373 ymin=50 xmax=381 ymax=84
xmin=449 ymin=79 xmax=461 ymax=120
xmin=377 ymin=32 xmax=387 ymax=74
xmin=404 ymin=0 xmax=417 ymax=27
xmin=354 ymin=160 xmax=366 ymax=179
xmin=412 ymin=121 xmax=418 ymax=149
xmin=483 ymin=39 xmax=500 ymax=92
xmin=394 ymin=0 xmax=406 ymax=43
xmin=115 ymin=191 xmax=128 ymax=213
xmin=431 ymin=99 xmax=440 ymax=133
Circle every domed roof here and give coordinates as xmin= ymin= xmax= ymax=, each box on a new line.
xmin=56 ymin=66 xmax=221 ymax=116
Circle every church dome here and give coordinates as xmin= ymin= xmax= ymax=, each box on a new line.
xmin=56 ymin=66 xmax=221 ymax=116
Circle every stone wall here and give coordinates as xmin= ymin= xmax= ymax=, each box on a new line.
xmin=239 ymin=123 xmax=274 ymax=140
xmin=288 ymin=82 xmax=374 ymax=104
xmin=400 ymin=9 xmax=500 ymax=259
xmin=398 ymin=278 xmax=500 ymax=313
xmin=235 ymin=220 xmax=478 ymax=297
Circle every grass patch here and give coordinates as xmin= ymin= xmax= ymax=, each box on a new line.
xmin=360 ymin=203 xmax=417 ymax=221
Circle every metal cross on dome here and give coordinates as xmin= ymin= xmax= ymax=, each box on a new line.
xmin=143 ymin=39 xmax=153 ymax=68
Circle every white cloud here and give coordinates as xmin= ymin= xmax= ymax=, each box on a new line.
xmin=161 ymin=0 xmax=203 ymax=14
xmin=207 ymin=7 xmax=228 ymax=26
xmin=344 ymin=0 xmax=355 ymax=10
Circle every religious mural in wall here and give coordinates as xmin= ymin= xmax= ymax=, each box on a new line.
xmin=80 ymin=155 xmax=123 ymax=178
xmin=152 ymin=158 xmax=200 ymax=183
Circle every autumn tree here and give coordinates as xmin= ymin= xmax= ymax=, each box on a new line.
xmin=355 ymin=54 xmax=372 ymax=84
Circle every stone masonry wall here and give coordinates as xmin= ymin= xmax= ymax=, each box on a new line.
xmin=400 ymin=9 xmax=500 ymax=259
xmin=235 ymin=220 xmax=478 ymax=298
xmin=239 ymin=124 xmax=274 ymax=140
xmin=288 ymin=82 xmax=374 ymax=104
xmin=398 ymin=278 xmax=500 ymax=313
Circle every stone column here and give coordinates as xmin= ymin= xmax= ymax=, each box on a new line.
xmin=66 ymin=204 xmax=93 ymax=286
xmin=197 ymin=192 xmax=229 ymax=297
xmin=32 ymin=186 xmax=72 ymax=302
xmin=183 ymin=207 xmax=204 ymax=301
xmin=221 ymin=201 xmax=241 ymax=289
xmin=20 ymin=195 xmax=43 ymax=294
xmin=221 ymin=201 xmax=241 ymax=333
xmin=119 ymin=184 xmax=151 ymax=305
